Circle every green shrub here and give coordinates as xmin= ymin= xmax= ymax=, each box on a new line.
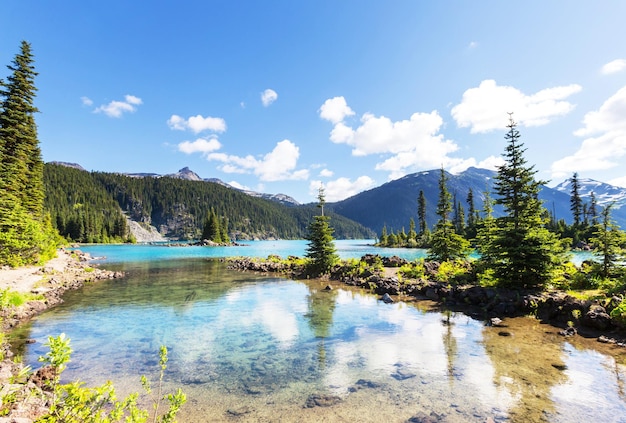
xmin=435 ymin=260 xmax=474 ymax=285
xmin=398 ymin=260 xmax=426 ymax=280
xmin=610 ymin=299 xmax=626 ymax=328
xmin=35 ymin=334 xmax=186 ymax=423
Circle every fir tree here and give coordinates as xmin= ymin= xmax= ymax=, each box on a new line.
xmin=427 ymin=167 xmax=470 ymax=262
xmin=465 ymin=188 xmax=478 ymax=240
xmin=0 ymin=41 xmax=58 ymax=266
xmin=417 ymin=190 xmax=427 ymax=235
xmin=590 ymin=203 xmax=626 ymax=278
xmin=570 ymin=172 xmax=583 ymax=226
xmin=305 ymin=186 xmax=338 ymax=275
xmin=478 ymin=114 xmax=567 ymax=288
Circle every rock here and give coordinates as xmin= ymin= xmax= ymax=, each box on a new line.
xmin=323 ymin=285 xmax=333 ymax=291
xmin=582 ymin=304 xmax=612 ymax=330
xmin=559 ymin=326 xmax=577 ymax=337
xmin=391 ymin=370 xmax=416 ymax=380
xmin=498 ymin=331 xmax=512 ymax=337
xmin=304 ymin=394 xmax=342 ymax=408
xmin=381 ymin=293 xmax=394 ymax=304
xmin=407 ymin=411 xmax=445 ymax=422
xmin=552 ymin=363 xmax=568 ymax=371
xmin=489 ymin=317 xmax=505 ymax=327
xmin=28 ymin=365 xmax=57 ymax=391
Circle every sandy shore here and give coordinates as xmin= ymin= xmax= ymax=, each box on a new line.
xmin=0 ymin=249 xmax=79 ymax=294
xmin=0 ymin=248 xmax=123 ymax=331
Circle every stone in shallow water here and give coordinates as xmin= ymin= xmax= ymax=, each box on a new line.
xmin=304 ymin=394 xmax=342 ymax=408
xmin=391 ymin=370 xmax=416 ymax=381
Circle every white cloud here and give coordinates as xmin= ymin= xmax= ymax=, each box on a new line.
xmin=207 ymin=139 xmax=309 ymax=181
xmin=609 ymin=176 xmax=626 ymax=188
xmin=551 ymin=85 xmax=626 ymax=179
xmin=178 ymin=137 xmax=222 ymax=155
xmin=320 ymin=98 xmax=464 ymax=178
xmin=319 ymin=168 xmax=334 ymax=177
xmin=309 ymin=176 xmax=375 ymax=202
xmin=167 ymin=114 xmax=226 ymax=134
xmin=261 ymin=89 xmax=278 ymax=107
xmin=601 ymin=59 xmax=626 ymax=75
xmin=94 ymin=94 xmax=143 ymax=118
xmin=81 ymin=96 xmax=93 ymax=106
xmin=319 ymin=96 xmax=355 ymax=124
xmin=451 ymin=80 xmax=581 ymax=133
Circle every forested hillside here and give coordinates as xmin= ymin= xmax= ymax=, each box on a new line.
xmin=43 ymin=163 xmax=374 ymax=241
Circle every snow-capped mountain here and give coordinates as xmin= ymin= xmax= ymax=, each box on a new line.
xmin=554 ymin=178 xmax=626 ymax=210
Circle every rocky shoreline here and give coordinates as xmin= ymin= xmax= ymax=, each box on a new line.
xmin=226 ymin=254 xmax=626 ymax=345
xmin=0 ymin=249 xmax=123 ymax=421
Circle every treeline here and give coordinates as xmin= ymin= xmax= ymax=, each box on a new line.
xmin=379 ymin=173 xmax=600 ymax=251
xmin=44 ymin=164 xmax=130 ymax=243
xmin=43 ymin=163 xmax=374 ymax=242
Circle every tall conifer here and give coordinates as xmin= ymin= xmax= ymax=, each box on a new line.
xmin=478 ymin=114 xmax=566 ymax=288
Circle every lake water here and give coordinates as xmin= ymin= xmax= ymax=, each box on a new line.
xmin=9 ymin=241 xmax=626 ymax=422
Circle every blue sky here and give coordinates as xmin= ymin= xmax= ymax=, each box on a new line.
xmin=2 ymin=1 xmax=626 ymax=203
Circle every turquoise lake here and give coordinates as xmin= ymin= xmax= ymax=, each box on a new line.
xmin=9 ymin=240 xmax=626 ymax=422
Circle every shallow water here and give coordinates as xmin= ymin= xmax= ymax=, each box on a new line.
xmin=9 ymin=242 xmax=626 ymax=422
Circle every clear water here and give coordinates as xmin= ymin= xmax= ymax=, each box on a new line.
xmin=10 ymin=241 xmax=626 ymax=422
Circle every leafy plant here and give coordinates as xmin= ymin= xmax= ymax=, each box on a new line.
xmin=610 ymin=299 xmax=626 ymax=328
xmin=35 ymin=334 xmax=186 ymax=423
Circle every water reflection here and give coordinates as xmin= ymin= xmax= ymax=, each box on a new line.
xmin=9 ymin=258 xmax=626 ymax=422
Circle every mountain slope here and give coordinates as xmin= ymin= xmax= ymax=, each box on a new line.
xmin=329 ymin=167 xmax=626 ymax=234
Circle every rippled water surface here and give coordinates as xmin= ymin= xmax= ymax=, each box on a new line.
xmin=9 ymin=242 xmax=626 ymax=422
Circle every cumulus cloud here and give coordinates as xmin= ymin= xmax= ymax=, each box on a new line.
xmin=601 ymin=59 xmax=626 ymax=75
xmin=319 ymin=168 xmax=334 ymax=177
xmin=451 ymin=80 xmax=581 ymax=133
xmin=261 ymin=89 xmax=278 ymax=107
xmin=207 ymin=140 xmax=309 ymax=181
xmin=94 ymin=94 xmax=143 ymax=118
xmin=551 ymin=85 xmax=626 ymax=179
xmin=81 ymin=96 xmax=93 ymax=106
xmin=319 ymin=96 xmax=355 ymax=124
xmin=167 ymin=114 xmax=226 ymax=133
xmin=309 ymin=176 xmax=375 ymax=202
xmin=320 ymin=97 xmax=469 ymax=179
xmin=177 ymin=137 xmax=222 ymax=155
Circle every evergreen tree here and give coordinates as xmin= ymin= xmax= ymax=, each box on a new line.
xmin=201 ymin=208 xmax=222 ymax=242
xmin=589 ymin=191 xmax=598 ymax=225
xmin=590 ymin=203 xmax=626 ymax=278
xmin=305 ymin=187 xmax=338 ymax=275
xmin=570 ymin=172 xmax=583 ymax=226
xmin=478 ymin=114 xmax=566 ymax=288
xmin=0 ymin=41 xmax=58 ymax=266
xmin=465 ymin=188 xmax=478 ymax=240
xmin=417 ymin=190 xmax=427 ymax=234
xmin=427 ymin=167 xmax=470 ymax=262
xmin=0 ymin=41 xmax=44 ymax=216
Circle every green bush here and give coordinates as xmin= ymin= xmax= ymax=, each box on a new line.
xmin=398 ymin=260 xmax=426 ymax=280
xmin=34 ymin=334 xmax=186 ymax=423
xmin=434 ymin=260 xmax=474 ymax=285
xmin=610 ymin=299 xmax=626 ymax=328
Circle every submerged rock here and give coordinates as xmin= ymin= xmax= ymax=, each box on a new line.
xmin=304 ymin=394 xmax=342 ymax=408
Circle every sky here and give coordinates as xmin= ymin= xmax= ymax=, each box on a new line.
xmin=2 ymin=1 xmax=626 ymax=204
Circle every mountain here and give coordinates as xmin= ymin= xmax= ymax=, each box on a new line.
xmin=554 ymin=177 xmax=626 ymax=210
xmin=48 ymin=161 xmax=86 ymax=171
xmin=328 ymin=167 xmax=626 ymax=234
xmin=43 ymin=163 xmax=373 ymax=241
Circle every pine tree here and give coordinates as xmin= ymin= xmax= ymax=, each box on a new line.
xmin=570 ymin=172 xmax=583 ymax=226
xmin=0 ymin=41 xmax=43 ymax=216
xmin=417 ymin=190 xmax=427 ymax=235
xmin=589 ymin=191 xmax=598 ymax=225
xmin=590 ymin=203 xmax=626 ymax=278
xmin=427 ymin=167 xmax=470 ymax=262
xmin=305 ymin=186 xmax=338 ymax=275
xmin=0 ymin=41 xmax=58 ymax=266
xmin=465 ymin=188 xmax=478 ymax=240
xmin=478 ymin=114 xmax=567 ymax=288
